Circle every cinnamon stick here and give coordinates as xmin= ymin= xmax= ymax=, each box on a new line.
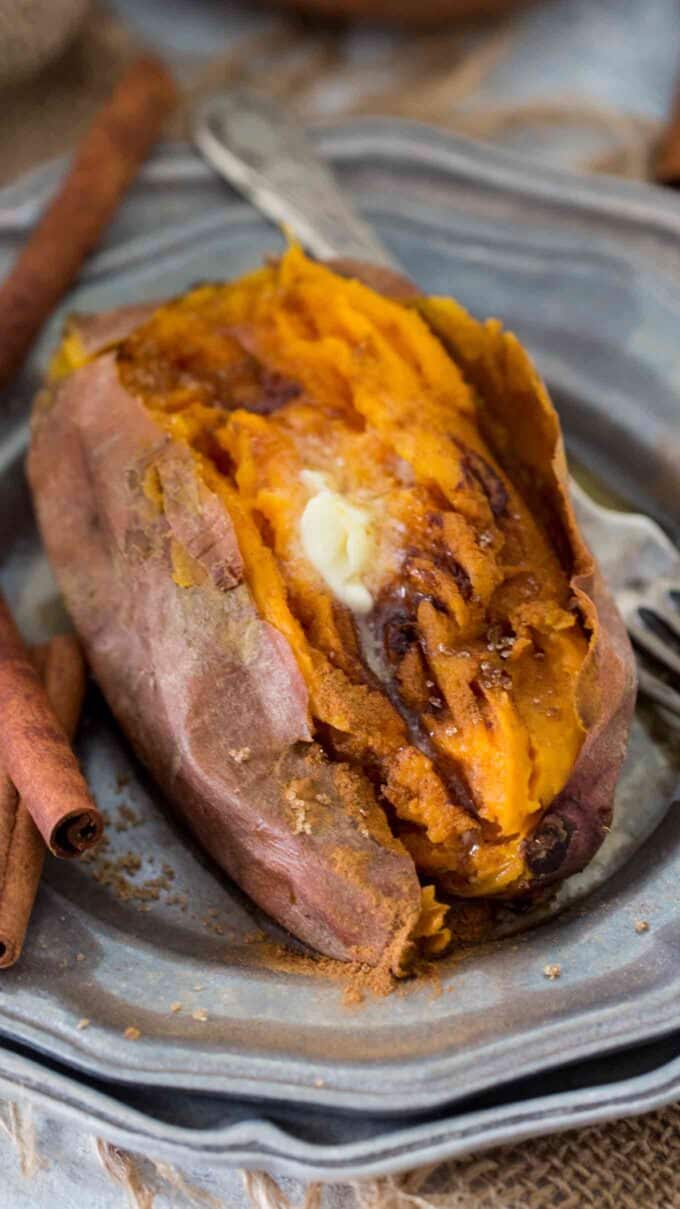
xmin=654 ymin=72 xmax=680 ymax=186
xmin=0 ymin=54 xmax=177 ymax=390
xmin=0 ymin=594 xmax=102 ymax=857
xmin=0 ymin=634 xmax=87 ymax=968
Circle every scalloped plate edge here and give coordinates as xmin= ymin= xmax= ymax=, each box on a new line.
xmin=0 ymin=1042 xmax=678 ymax=1179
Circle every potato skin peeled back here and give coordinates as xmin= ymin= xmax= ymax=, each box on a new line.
xmin=28 ymin=250 xmax=636 ymax=968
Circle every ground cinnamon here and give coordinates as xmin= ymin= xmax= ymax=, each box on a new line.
xmin=0 ymin=634 xmax=87 ymax=968
xmin=0 ymin=54 xmax=177 ymax=390
xmin=0 ymin=595 xmax=101 ymax=857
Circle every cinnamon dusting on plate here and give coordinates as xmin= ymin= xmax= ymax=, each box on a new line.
xmin=235 ymin=935 xmax=451 ymax=1006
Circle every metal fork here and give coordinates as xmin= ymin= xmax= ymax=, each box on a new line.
xmin=194 ymin=90 xmax=680 ymax=718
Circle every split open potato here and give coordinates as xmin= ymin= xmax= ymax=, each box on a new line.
xmin=28 ymin=248 xmax=636 ymax=970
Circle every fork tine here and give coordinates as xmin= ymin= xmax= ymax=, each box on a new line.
xmin=644 ymin=580 xmax=680 ymax=641
xmin=626 ymin=618 xmax=680 ymax=678
xmin=650 ymin=604 xmax=680 ymax=642
xmin=636 ymin=667 xmax=680 ymax=718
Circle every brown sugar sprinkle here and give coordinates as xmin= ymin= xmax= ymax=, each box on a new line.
xmin=114 ymin=803 xmax=142 ymax=831
xmin=235 ymin=934 xmax=448 ymax=1005
xmin=123 ymin=1026 xmax=141 ymax=1040
xmin=76 ymin=1018 xmax=90 ymax=1030
xmin=342 ymin=984 xmax=365 ymax=1008
xmin=229 ymin=747 xmax=251 ymax=764
xmin=201 ymin=914 xmax=225 ymax=936
xmin=192 ymin=1008 xmax=208 ymax=1022
xmin=87 ymin=849 xmax=176 ymax=904
xmin=119 ymin=852 xmax=142 ymax=874
xmin=284 ymin=784 xmax=313 ymax=835
xmin=161 ymin=863 xmax=176 ymax=881
xmin=76 ymin=952 xmax=85 ymax=962
xmin=81 ymin=829 xmax=111 ymax=861
xmin=291 ymin=807 xmax=312 ymax=835
xmin=543 ymin=963 xmax=562 ymax=980
xmin=170 ymin=1001 xmax=182 ymax=1013
xmin=635 ymin=919 xmax=650 ymax=933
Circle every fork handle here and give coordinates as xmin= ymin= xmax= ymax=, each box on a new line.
xmin=193 ymin=90 xmax=399 ymax=269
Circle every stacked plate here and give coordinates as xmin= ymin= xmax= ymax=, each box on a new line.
xmin=0 ymin=123 xmax=678 ymax=1178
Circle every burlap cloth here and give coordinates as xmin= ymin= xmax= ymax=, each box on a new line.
xmin=0 ymin=3 xmax=677 ymax=1205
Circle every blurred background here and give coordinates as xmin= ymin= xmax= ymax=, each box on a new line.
xmin=0 ymin=0 xmax=678 ymax=187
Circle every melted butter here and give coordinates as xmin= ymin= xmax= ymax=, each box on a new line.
xmin=299 ymin=470 xmax=375 ymax=613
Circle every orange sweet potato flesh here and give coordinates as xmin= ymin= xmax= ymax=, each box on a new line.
xmin=28 ymin=248 xmax=635 ymax=965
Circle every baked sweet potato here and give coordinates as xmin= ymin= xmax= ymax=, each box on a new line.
xmin=28 ymin=247 xmax=636 ymax=968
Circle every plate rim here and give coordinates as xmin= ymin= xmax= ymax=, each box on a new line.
xmin=0 ymin=1037 xmax=678 ymax=1179
xmin=5 ymin=116 xmax=680 ymax=235
xmin=1 ymin=956 xmax=678 ymax=1113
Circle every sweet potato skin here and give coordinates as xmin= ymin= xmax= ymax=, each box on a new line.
xmin=523 ymin=565 xmax=635 ymax=886
xmin=28 ymin=350 xmax=421 ymax=966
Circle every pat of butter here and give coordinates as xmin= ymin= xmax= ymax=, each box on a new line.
xmin=300 ymin=471 xmax=375 ymax=613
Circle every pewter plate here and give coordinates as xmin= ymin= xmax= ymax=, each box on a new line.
xmin=0 ymin=1031 xmax=678 ymax=1179
xmin=0 ymin=123 xmax=678 ymax=1116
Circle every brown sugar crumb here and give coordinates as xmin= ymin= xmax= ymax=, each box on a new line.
xmin=81 ymin=830 xmax=110 ymax=862
xmin=291 ymin=809 xmax=311 ymax=835
xmin=543 ymin=963 xmax=562 ymax=981
xmin=284 ymin=784 xmax=313 ymax=835
xmin=76 ymin=1018 xmax=90 ymax=1030
xmin=76 ymin=952 xmax=85 ymax=962
xmin=634 ymin=919 xmax=650 ymax=934
xmin=342 ymin=984 xmax=365 ymax=1008
xmin=123 ymin=1026 xmax=141 ymax=1040
xmin=88 ymin=848 xmax=176 ymax=904
xmin=162 ymin=863 xmax=176 ymax=881
xmin=119 ymin=852 xmax=142 ymax=875
xmin=166 ymin=893 xmax=188 ymax=910
xmin=114 ymin=804 xmax=141 ymax=831
xmin=201 ymin=916 xmax=225 ymax=936
xmin=229 ymin=747 xmax=251 ymax=764
xmin=169 ymin=1001 xmax=182 ymax=1014
xmin=192 ymin=1008 xmax=208 ymax=1022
